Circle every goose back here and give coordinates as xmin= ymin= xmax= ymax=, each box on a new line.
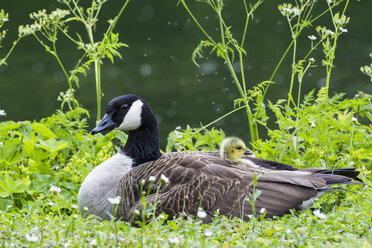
xmin=114 ymin=151 xmax=334 ymax=222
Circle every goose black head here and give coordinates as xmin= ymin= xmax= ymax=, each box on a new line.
xmin=91 ymin=94 xmax=152 ymax=134
xmin=91 ymin=94 xmax=162 ymax=166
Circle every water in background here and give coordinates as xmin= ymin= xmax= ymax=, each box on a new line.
xmin=1 ymin=0 xmax=371 ymax=148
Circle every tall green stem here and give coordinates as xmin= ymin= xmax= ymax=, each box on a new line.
xmin=287 ymin=39 xmax=297 ymax=106
xmin=86 ymin=25 xmax=102 ymax=122
xmin=0 ymin=37 xmax=21 ymax=66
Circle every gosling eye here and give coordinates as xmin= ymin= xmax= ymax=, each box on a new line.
xmin=121 ymin=103 xmax=129 ymax=110
xmin=236 ymin=146 xmax=242 ymax=150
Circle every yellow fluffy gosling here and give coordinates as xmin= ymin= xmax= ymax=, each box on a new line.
xmin=220 ymin=137 xmax=260 ymax=167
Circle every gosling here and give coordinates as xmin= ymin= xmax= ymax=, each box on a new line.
xmin=219 ymin=137 xmax=260 ymax=167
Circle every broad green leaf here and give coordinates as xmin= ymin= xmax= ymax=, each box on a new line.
xmin=29 ymin=173 xmax=55 ymax=193
xmin=23 ymin=139 xmax=50 ymax=161
xmin=0 ymin=175 xmax=28 ymax=198
xmin=0 ymin=198 xmax=13 ymax=211
xmin=0 ymin=121 xmax=21 ymax=133
xmin=0 ymin=139 xmax=23 ymax=163
xmin=18 ymin=123 xmax=33 ymax=140
xmin=39 ymin=139 xmax=69 ymax=154
xmin=32 ymin=123 xmax=57 ymax=138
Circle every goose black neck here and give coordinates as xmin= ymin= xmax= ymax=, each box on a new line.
xmin=123 ymin=123 xmax=162 ymax=167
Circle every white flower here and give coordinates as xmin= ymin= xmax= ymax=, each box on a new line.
xmin=49 ymin=185 xmax=61 ymax=194
xmin=260 ymin=208 xmax=266 ymax=214
xmin=292 ymin=7 xmax=301 ymax=16
xmin=311 ymin=121 xmax=316 ymax=127
xmin=132 ymin=209 xmax=140 ymax=216
xmin=325 ymin=29 xmax=335 ymax=36
xmin=160 ymin=174 xmax=169 ymax=183
xmin=0 ymin=109 xmax=6 ymax=116
xmin=204 ymin=230 xmax=213 ymax=237
xmin=197 ymin=208 xmax=207 ymax=218
xmin=308 ymin=35 xmax=317 ymax=40
xmin=47 ymin=201 xmax=54 ymax=207
xmin=108 ymin=196 xmax=121 ymax=205
xmin=339 ymin=27 xmax=348 ymax=33
xmin=169 ymin=236 xmax=180 ymax=244
xmin=71 ymin=204 xmax=78 ymax=209
xmin=148 ymin=176 xmax=156 ymax=183
xmin=313 ymin=209 xmax=327 ymax=219
xmin=25 ymin=233 xmax=39 ymax=242
xmin=309 ymin=58 xmax=315 ymax=63
xmin=83 ymin=206 xmax=89 ymax=212
xmin=90 ymin=239 xmax=98 ymax=246
xmin=351 ymin=117 xmax=358 ymax=123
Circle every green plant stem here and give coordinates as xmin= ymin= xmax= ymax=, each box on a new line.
xmin=193 ymin=105 xmax=245 ymax=136
xmin=180 ymin=0 xmax=215 ymax=43
xmin=0 ymin=36 xmax=21 ymax=66
xmin=103 ymin=0 xmax=131 ymax=42
xmin=215 ymin=4 xmax=256 ymax=143
xmin=264 ymin=3 xmax=337 ymax=100
xmin=241 ymin=0 xmax=250 ymax=47
xmin=287 ymin=39 xmax=297 ymax=106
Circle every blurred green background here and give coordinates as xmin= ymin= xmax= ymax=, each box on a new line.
xmin=0 ymin=0 xmax=371 ymax=147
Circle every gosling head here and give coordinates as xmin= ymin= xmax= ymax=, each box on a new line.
xmin=91 ymin=94 xmax=157 ymax=135
xmin=220 ymin=137 xmax=254 ymax=161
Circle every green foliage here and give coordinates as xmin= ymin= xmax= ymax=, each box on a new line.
xmin=0 ymin=95 xmax=127 ymax=212
xmin=255 ymin=89 xmax=372 ymax=172
xmin=166 ymin=126 xmax=225 ymax=152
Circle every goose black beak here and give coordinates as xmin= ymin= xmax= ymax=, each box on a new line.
xmin=91 ymin=113 xmax=116 ymax=135
xmin=244 ymin=149 xmax=253 ymax=156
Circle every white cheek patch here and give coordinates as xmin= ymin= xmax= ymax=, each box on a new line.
xmin=117 ymin=100 xmax=143 ymax=130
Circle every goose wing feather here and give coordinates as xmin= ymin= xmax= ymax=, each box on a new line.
xmin=116 ymin=152 xmax=330 ymax=222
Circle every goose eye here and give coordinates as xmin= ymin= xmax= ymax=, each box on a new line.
xmin=121 ymin=104 xmax=129 ymax=110
xmin=237 ymin=146 xmax=242 ymax=150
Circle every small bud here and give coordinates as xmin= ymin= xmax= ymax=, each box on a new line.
xmin=351 ymin=117 xmax=357 ymax=123
xmin=160 ymin=174 xmax=169 ymax=183
xmin=197 ymin=208 xmax=207 ymax=218
xmin=148 ymin=176 xmax=156 ymax=183
xmin=108 ymin=196 xmax=121 ymax=205
xmin=132 ymin=209 xmax=140 ymax=216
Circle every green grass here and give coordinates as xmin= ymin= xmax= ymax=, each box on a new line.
xmin=0 ymin=184 xmax=370 ymax=247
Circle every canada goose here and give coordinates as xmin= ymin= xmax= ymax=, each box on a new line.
xmin=78 ymin=94 xmax=363 ymax=222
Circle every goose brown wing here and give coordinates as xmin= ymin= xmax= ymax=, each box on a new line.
xmin=117 ymin=152 xmax=330 ymax=222
xmin=123 ymin=152 xmax=245 ymax=222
